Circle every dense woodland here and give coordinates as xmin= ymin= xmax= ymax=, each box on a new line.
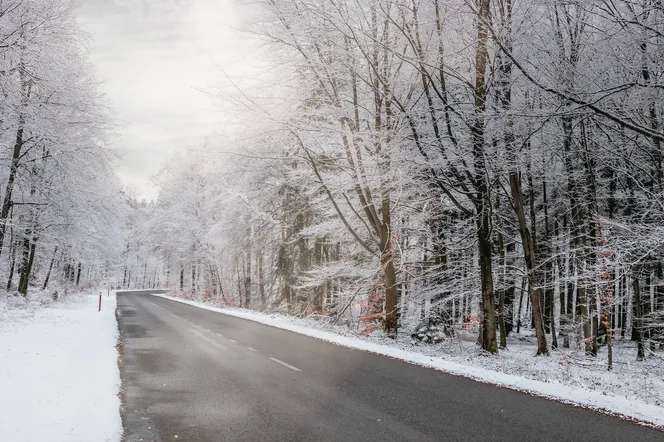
xmin=4 ymin=0 xmax=662 ymax=363
xmin=121 ymin=0 xmax=664 ymax=360
xmin=122 ymin=0 xmax=664 ymax=360
xmin=0 ymin=1 xmax=125 ymax=297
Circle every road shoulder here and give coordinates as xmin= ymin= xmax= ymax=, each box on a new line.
xmin=0 ymin=290 xmax=122 ymax=442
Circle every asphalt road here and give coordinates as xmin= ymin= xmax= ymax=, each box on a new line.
xmin=117 ymin=291 xmax=663 ymax=442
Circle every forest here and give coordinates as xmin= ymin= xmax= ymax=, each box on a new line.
xmin=0 ymin=0 xmax=125 ymax=300
xmin=117 ymin=0 xmax=664 ymax=363
xmin=2 ymin=0 xmax=664 ymax=366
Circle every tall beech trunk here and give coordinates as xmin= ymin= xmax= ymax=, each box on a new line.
xmin=6 ymin=237 xmax=17 ymax=291
xmin=382 ymin=234 xmax=399 ymax=334
xmin=509 ymin=172 xmax=549 ymax=355
xmin=472 ymin=0 xmax=497 ymax=353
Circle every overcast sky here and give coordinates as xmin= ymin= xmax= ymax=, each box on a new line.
xmin=77 ymin=0 xmax=248 ymax=201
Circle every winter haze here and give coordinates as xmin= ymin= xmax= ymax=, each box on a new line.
xmin=77 ymin=0 xmax=247 ymax=200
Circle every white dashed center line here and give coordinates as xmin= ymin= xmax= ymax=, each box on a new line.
xmin=190 ymin=329 xmax=217 ymax=345
xmin=269 ymin=357 xmax=302 ymax=372
xmin=247 ymin=347 xmax=256 ymax=352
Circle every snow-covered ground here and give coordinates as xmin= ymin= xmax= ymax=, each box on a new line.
xmin=155 ymin=292 xmax=664 ymax=429
xmin=0 ymin=288 xmax=122 ymax=442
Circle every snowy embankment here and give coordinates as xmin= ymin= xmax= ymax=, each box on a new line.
xmin=0 ymin=289 xmax=122 ymax=442
xmin=155 ymin=293 xmax=664 ymax=430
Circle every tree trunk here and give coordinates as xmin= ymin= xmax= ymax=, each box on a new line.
xmin=498 ymin=282 xmax=507 ymax=349
xmin=509 ymin=172 xmax=549 ymax=355
xmin=18 ymin=238 xmax=37 ymax=296
xmin=546 ymin=261 xmax=558 ymax=349
xmin=477 ymin=216 xmax=497 ymax=353
xmin=497 ymin=217 xmax=507 ymax=349
xmin=634 ymin=276 xmax=645 ymax=361
xmin=76 ymin=262 xmax=82 ymax=286
xmin=313 ymin=240 xmax=323 ymax=314
xmin=236 ymin=262 xmax=244 ymax=307
xmin=607 ymin=328 xmax=613 ymax=371
xmin=165 ymin=255 xmax=170 ymax=288
xmin=577 ymin=281 xmax=591 ymax=354
xmin=0 ymin=76 xmax=30 ymax=258
xmin=42 ymin=246 xmax=58 ymax=290
xmin=192 ymin=263 xmax=196 ymax=295
xmin=382 ymin=235 xmax=399 ymax=336
xmin=517 ymin=277 xmax=526 ymax=334
xmin=591 ymin=314 xmax=599 ymax=357
xmin=258 ymin=253 xmax=266 ymax=310
xmin=245 ymin=248 xmax=252 ymax=308
xmin=471 ymin=0 xmax=497 ymax=354
xmin=549 ymin=284 xmax=558 ymax=349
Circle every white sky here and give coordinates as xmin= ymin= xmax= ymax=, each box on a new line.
xmin=77 ymin=0 xmax=250 ymax=201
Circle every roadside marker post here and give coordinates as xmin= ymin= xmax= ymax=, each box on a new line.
xmin=98 ymin=293 xmax=102 ymax=312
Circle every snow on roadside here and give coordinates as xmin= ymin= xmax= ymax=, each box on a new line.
xmin=154 ymin=293 xmax=664 ymax=429
xmin=0 ymin=290 xmax=122 ymax=442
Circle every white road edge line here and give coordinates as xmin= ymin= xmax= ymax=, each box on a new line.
xmin=247 ymin=347 xmax=256 ymax=352
xmin=269 ymin=357 xmax=302 ymax=372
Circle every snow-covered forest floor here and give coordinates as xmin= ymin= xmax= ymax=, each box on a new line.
xmin=157 ymin=292 xmax=664 ymax=429
xmin=0 ymin=289 xmax=122 ymax=442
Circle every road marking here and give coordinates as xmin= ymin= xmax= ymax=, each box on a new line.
xmin=229 ymin=339 xmax=237 ymax=343
xmin=215 ymin=332 xmax=225 ymax=338
xmin=269 ymin=357 xmax=302 ymax=372
xmin=247 ymin=347 xmax=256 ymax=352
xmin=190 ymin=329 xmax=218 ymax=346
xmin=150 ymin=302 xmax=172 ymax=314
xmin=150 ymin=302 xmax=198 ymax=328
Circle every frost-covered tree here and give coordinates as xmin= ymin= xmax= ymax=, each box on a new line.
xmin=0 ymin=0 xmax=126 ymax=296
xmin=137 ymin=0 xmax=664 ymax=362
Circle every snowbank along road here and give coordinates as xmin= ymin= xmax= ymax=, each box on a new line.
xmin=117 ymin=291 xmax=663 ymax=442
